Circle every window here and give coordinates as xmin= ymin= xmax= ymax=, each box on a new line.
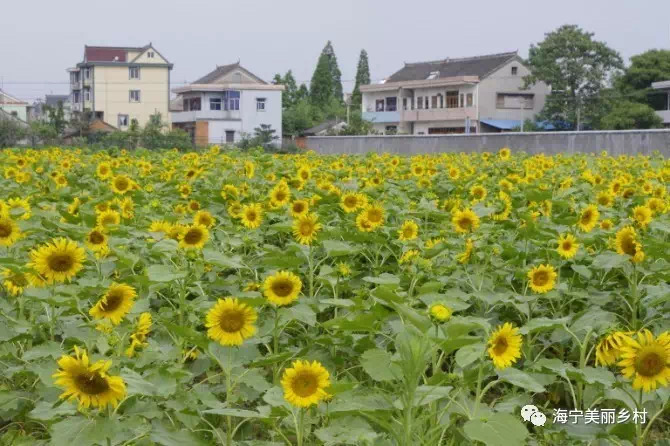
xmin=424 ymin=96 xmax=429 ymax=109
xmin=431 ymin=96 xmax=438 ymax=109
xmin=147 ymin=51 xmax=155 ymax=58
xmin=73 ymin=91 xmax=80 ymax=103
xmin=511 ymin=66 xmax=518 ymax=76
xmin=460 ymin=94 xmax=464 ymax=108
xmin=446 ymin=91 xmax=459 ymax=108
xmin=129 ymin=67 xmax=140 ymax=79
xmin=84 ymin=68 xmax=90 ymax=80
xmin=496 ymin=93 xmax=534 ymax=109
xmin=186 ymin=97 xmax=201 ymax=111
xmin=466 ymin=93 xmax=474 ymax=107
xmin=256 ymin=97 xmax=266 ymax=111
xmin=375 ymin=99 xmax=385 ymax=112
xmin=225 ymin=130 xmax=235 ymax=143
xmin=402 ymin=98 xmax=408 ymax=110
xmin=84 ymin=90 xmax=90 ymax=101
xmin=118 ymin=114 xmax=129 ymax=127
xmin=129 ymin=90 xmax=141 ymax=103
xmin=417 ymin=97 xmax=423 ymax=109
xmin=385 ymin=97 xmax=397 ymax=111
xmin=210 ymin=98 xmax=222 ymax=110
xmin=385 ymin=125 xmax=397 ymax=135
xmin=223 ymin=91 xmax=240 ymax=110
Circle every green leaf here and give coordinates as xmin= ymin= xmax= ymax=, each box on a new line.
xmin=121 ymin=367 xmax=158 ymax=396
xmin=146 ymin=264 xmax=186 ymax=282
xmin=360 ymin=349 xmax=400 ymax=382
xmin=519 ymin=317 xmax=570 ymax=335
xmin=150 ymin=238 xmax=178 ymax=256
xmin=28 ymin=401 xmax=76 ymax=421
xmin=202 ymin=407 xmax=267 ymax=418
xmin=569 ymin=366 xmax=615 ymax=387
xmin=497 ymin=368 xmax=546 ymax=392
xmin=208 ymin=343 xmax=259 ymax=372
xmin=203 ymin=248 xmax=244 ymax=269
xmin=571 ymin=264 xmax=593 ymax=279
xmin=149 ymin=420 xmax=207 ymax=446
xmin=22 ymin=341 xmax=63 ymax=361
xmin=314 ymin=416 xmax=379 ymax=445
xmin=463 ymin=413 xmax=528 ymax=446
xmin=322 ymin=240 xmax=359 ymax=257
xmin=455 ymin=342 xmax=485 ymax=368
xmin=591 ymin=251 xmax=628 ymax=270
xmin=363 ymin=273 xmax=400 ymax=286
xmin=279 ymin=303 xmax=316 ymax=326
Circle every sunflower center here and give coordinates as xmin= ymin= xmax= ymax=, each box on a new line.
xmin=533 ymin=271 xmax=549 ymax=286
xmin=458 ymin=217 xmax=472 ymax=229
xmin=292 ymin=372 xmax=318 ymax=397
xmin=621 ymin=236 xmax=636 ymax=256
xmin=101 ymin=292 xmax=123 ymax=312
xmin=89 ymin=232 xmax=105 ymax=244
xmin=581 ymin=211 xmax=593 ymax=224
xmin=367 ymin=209 xmax=382 ymax=223
xmin=403 ymin=227 xmax=414 ymax=237
xmin=271 ymin=279 xmax=294 ymax=297
xmin=635 ymin=349 xmax=665 ymax=377
xmin=299 ymin=221 xmax=314 ymax=236
xmin=9 ymin=273 xmax=28 ymax=287
xmin=493 ymin=336 xmax=509 ymax=355
xmin=562 ymin=241 xmax=572 ymax=251
xmin=275 ymin=191 xmax=287 ymax=201
xmin=47 ymin=253 xmax=74 ymax=272
xmin=198 ymin=216 xmax=212 ymax=226
xmin=293 ymin=203 xmax=305 ymax=213
xmin=75 ymin=371 xmax=110 ymax=395
xmin=102 ymin=214 xmax=117 ymax=225
xmin=184 ymin=229 xmax=203 ymax=245
xmin=219 ymin=310 xmax=245 ymax=333
xmin=0 ymin=223 xmax=12 ymax=238
xmin=344 ymin=197 xmax=357 ymax=207
xmin=115 ymin=178 xmax=129 ymax=190
xmin=246 ymin=211 xmax=258 ymax=221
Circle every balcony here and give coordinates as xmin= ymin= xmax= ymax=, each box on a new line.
xmin=362 ymin=111 xmax=400 ymax=123
xmin=171 ymin=109 xmax=241 ymax=123
xmin=401 ymin=107 xmax=477 ymax=122
xmin=655 ymin=110 xmax=670 ymax=124
xmin=71 ymin=82 xmax=81 ymax=90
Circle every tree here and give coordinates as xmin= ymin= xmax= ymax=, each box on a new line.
xmin=599 ymin=101 xmax=663 ymax=130
xmin=310 ymin=41 xmax=343 ymax=108
xmin=616 ymin=49 xmax=670 ymax=108
xmin=351 ymin=49 xmax=371 ymax=107
xmin=0 ymin=116 xmax=26 ymax=147
xmin=524 ymin=25 xmax=624 ymax=130
xmin=283 ymin=99 xmax=318 ymax=137
xmin=273 ymin=70 xmax=299 ymax=109
xmin=27 ymin=121 xmax=59 ymax=145
xmin=295 ymin=84 xmax=309 ymax=102
xmin=46 ymin=101 xmax=67 ymax=134
xmin=253 ymin=124 xmax=279 ymax=149
xmin=69 ymin=111 xmax=94 ymax=138
xmin=336 ymin=109 xmax=374 ymax=135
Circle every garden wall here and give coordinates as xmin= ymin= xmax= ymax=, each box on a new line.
xmin=306 ymin=129 xmax=670 ymax=155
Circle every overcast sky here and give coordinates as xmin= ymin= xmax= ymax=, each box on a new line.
xmin=2 ymin=0 xmax=669 ymax=102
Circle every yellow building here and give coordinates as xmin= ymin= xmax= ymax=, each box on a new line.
xmin=67 ymin=44 xmax=172 ymax=129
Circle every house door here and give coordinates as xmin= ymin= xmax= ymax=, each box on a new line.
xmin=225 ymin=131 xmax=235 ymax=143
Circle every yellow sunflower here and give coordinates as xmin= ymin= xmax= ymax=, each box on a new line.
xmin=193 ymin=210 xmax=215 ymax=228
xmin=52 ymin=346 xmax=126 ymax=409
xmin=0 ymin=216 xmax=22 ymax=247
xmin=97 ymin=209 xmax=121 ymax=229
xmin=457 ymin=238 xmax=474 ymax=264
xmin=2 ymin=269 xmax=29 ymax=296
xmin=85 ymin=227 xmax=108 ymax=252
xmin=470 ymin=185 xmax=487 ymax=202
xmin=179 ymin=224 xmax=210 ymax=250
xmin=28 ymin=238 xmax=86 ymax=284
xmin=89 ymin=283 xmax=137 ymax=325
xmin=270 ymin=183 xmax=291 ymax=206
xmin=125 ymin=312 xmax=152 ymax=358
xmin=96 ymin=162 xmax=112 ymax=179
xmin=527 ymin=264 xmax=557 ymax=293
xmin=429 ymin=303 xmax=452 ymax=322
xmin=398 ymin=220 xmax=419 ymax=241
xmin=205 ymin=298 xmax=258 ymax=346
xmin=618 ymin=330 xmax=670 ymax=392
xmin=578 ymin=204 xmax=599 ymax=232
xmin=340 ymin=192 xmax=361 ymax=213
xmin=615 ymin=226 xmax=645 ymax=263
xmin=292 ymin=213 xmax=322 ymax=245
xmin=595 ymin=331 xmax=632 ymax=366
xmin=361 ymin=203 xmax=384 ymax=228
xmin=263 ymin=271 xmax=302 ymax=306
xmin=498 ymin=147 xmax=511 ymax=160
xmin=7 ymin=197 xmax=31 ymax=220
xmin=281 ymin=359 xmax=331 ymax=408
xmin=452 ymin=208 xmax=480 ymax=234
xmin=631 ymin=205 xmax=652 ymax=228
xmin=487 ymin=322 xmax=523 ymax=369
xmin=110 ymin=174 xmax=133 ymax=194
xmin=241 ymin=203 xmax=263 ymax=229
xmin=290 ymin=200 xmax=310 ymax=218
xmin=556 ymin=233 xmax=579 ymax=259
xmin=600 ymin=219 xmax=614 ymax=230
xmin=148 ymin=220 xmax=172 ymax=234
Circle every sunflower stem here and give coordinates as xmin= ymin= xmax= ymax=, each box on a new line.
xmin=635 ymin=389 xmax=643 ymax=446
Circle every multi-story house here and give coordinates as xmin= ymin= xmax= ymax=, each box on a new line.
xmin=29 ymin=95 xmax=72 ymax=123
xmin=171 ymin=63 xmax=283 ymax=146
xmin=651 ymin=80 xmax=670 ymax=127
xmin=67 ymin=44 xmax=172 ymax=129
xmin=0 ymin=89 xmax=29 ymax=122
xmin=360 ymin=51 xmax=549 ymax=134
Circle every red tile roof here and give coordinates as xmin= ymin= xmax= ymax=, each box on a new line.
xmin=84 ymin=46 xmax=146 ymax=62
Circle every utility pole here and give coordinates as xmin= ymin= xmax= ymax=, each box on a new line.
xmin=576 ymin=96 xmax=581 ymax=131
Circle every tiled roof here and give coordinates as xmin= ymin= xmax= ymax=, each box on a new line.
xmin=387 ymin=51 xmax=519 ymax=82
xmin=45 ymin=95 xmax=69 ymax=106
xmin=84 ymin=45 xmax=147 ymax=62
xmin=192 ymin=63 xmax=266 ymax=84
xmin=0 ymin=89 xmax=28 ymax=105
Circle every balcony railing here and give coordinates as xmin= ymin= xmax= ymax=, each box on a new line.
xmin=171 ymin=109 xmax=242 ymax=123
xmin=401 ymin=107 xmax=477 ymax=122
xmin=362 ymin=111 xmax=400 ymax=123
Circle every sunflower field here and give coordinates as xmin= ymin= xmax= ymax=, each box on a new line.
xmin=1 ymin=146 xmax=669 ymax=446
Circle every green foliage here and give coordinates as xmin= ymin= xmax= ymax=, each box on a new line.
xmin=99 ymin=113 xmax=193 ymax=150
xmin=273 ymin=70 xmax=299 ymax=109
xmin=45 ymin=101 xmax=68 ymax=134
xmin=616 ymin=49 xmax=670 ymax=107
xmin=525 ymin=24 xmax=624 ymax=130
xmin=351 ymin=49 xmax=371 ymax=107
xmin=599 ymin=101 xmax=663 ymax=129
xmin=310 ymin=41 xmax=343 ymax=108
xmin=0 ymin=116 xmax=27 ymax=147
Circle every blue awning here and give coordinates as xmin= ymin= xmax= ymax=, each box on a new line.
xmin=480 ymin=119 xmax=521 ymax=130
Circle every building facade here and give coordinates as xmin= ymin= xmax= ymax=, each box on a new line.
xmin=0 ymin=89 xmax=29 ymax=122
xmin=171 ymin=63 xmax=283 ymax=146
xmin=651 ymin=81 xmax=670 ymax=127
xmin=67 ymin=44 xmax=172 ymax=129
xmin=360 ymin=52 xmax=549 ymax=134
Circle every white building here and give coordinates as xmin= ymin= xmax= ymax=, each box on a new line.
xmin=651 ymin=80 xmax=670 ymax=127
xmin=171 ymin=63 xmax=283 ymax=146
xmin=360 ymin=51 xmax=549 ymax=134
xmin=0 ymin=89 xmax=29 ymax=122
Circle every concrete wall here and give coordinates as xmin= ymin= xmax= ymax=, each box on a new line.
xmin=306 ymin=130 xmax=670 ymax=155
xmin=238 ymin=89 xmax=282 ymax=141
